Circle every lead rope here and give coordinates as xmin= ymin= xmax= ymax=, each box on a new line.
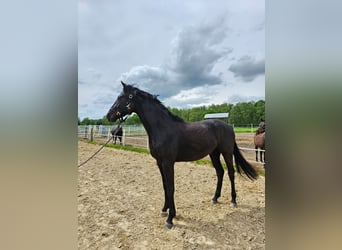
xmin=78 ymin=136 xmax=113 ymax=168
xmin=78 ymin=117 xmax=127 ymax=168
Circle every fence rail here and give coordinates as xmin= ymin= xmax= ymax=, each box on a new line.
xmin=78 ymin=125 xmax=265 ymax=164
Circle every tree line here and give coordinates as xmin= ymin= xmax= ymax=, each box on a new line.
xmin=78 ymin=100 xmax=265 ymax=126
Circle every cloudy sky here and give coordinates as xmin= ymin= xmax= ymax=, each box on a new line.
xmin=78 ymin=0 xmax=264 ymax=119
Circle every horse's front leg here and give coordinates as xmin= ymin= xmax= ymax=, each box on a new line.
xmin=158 ymin=160 xmax=176 ymax=229
xmin=157 ymin=161 xmax=168 ymax=216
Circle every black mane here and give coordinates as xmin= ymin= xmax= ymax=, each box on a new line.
xmin=135 ymin=87 xmax=184 ymax=123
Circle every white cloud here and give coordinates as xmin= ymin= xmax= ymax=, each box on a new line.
xmin=78 ymin=0 xmax=265 ymax=119
xmin=119 ymin=17 xmax=233 ymax=99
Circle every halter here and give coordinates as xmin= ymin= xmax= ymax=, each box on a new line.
xmin=115 ymin=93 xmax=134 ymax=117
xmin=126 ymin=94 xmax=133 ymax=111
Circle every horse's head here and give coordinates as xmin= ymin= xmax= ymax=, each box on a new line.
xmin=106 ymin=81 xmax=137 ymax=122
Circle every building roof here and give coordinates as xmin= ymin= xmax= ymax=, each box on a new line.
xmin=204 ymin=113 xmax=229 ymax=119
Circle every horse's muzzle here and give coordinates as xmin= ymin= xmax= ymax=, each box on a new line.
xmin=106 ymin=112 xmax=118 ymax=122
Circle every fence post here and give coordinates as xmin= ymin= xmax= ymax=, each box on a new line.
xmin=90 ymin=127 xmax=94 ymax=142
xmin=107 ymin=128 xmax=111 ymax=141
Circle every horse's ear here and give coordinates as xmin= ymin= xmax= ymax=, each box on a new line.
xmin=121 ymin=81 xmax=127 ymax=89
xmin=121 ymin=81 xmax=131 ymax=93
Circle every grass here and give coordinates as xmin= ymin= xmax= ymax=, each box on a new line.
xmin=233 ymin=127 xmax=257 ymax=133
xmin=89 ymin=140 xmax=150 ymax=154
xmin=106 ymin=143 xmax=150 ymax=154
xmin=87 ymin=140 xmax=265 ymax=176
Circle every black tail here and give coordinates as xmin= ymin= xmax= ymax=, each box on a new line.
xmin=233 ymin=142 xmax=258 ymax=180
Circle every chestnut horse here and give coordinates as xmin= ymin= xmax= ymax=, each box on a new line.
xmin=254 ymin=132 xmax=265 ymax=162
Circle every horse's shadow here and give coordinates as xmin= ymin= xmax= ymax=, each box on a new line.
xmin=174 ymin=203 xmax=263 ymax=227
xmin=171 ymin=205 xmax=265 ymax=247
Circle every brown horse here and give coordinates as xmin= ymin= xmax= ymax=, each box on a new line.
xmin=254 ymin=132 xmax=265 ymax=162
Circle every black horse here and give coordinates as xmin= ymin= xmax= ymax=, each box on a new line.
xmin=111 ymin=120 xmax=125 ymax=145
xmin=111 ymin=116 xmax=127 ymax=144
xmin=107 ymin=81 xmax=258 ymax=229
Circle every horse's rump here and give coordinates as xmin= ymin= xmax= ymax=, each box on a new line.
xmin=254 ymin=132 xmax=265 ymax=148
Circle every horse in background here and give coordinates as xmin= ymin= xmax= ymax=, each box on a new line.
xmin=111 ymin=117 xmax=126 ymax=145
xmin=111 ymin=125 xmax=123 ymax=144
xmin=254 ymin=132 xmax=265 ymax=162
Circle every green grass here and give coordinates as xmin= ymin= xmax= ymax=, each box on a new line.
xmin=87 ymin=140 xmax=265 ymax=176
xmin=90 ymin=141 xmax=150 ymax=154
xmin=107 ymin=143 xmax=150 ymax=154
xmin=233 ymin=127 xmax=257 ymax=133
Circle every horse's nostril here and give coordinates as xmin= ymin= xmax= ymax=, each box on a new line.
xmin=116 ymin=111 xmax=121 ymax=116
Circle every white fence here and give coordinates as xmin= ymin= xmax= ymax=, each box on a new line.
xmin=78 ymin=125 xmax=265 ymax=151
xmin=78 ymin=125 xmax=148 ymax=148
xmin=78 ymin=125 xmax=265 ymax=164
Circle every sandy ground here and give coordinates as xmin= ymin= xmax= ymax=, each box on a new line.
xmin=78 ymin=135 xmax=265 ymax=249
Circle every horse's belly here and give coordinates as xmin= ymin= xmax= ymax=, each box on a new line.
xmin=175 ymin=153 xmax=208 ymax=162
xmin=175 ymin=144 xmax=213 ymax=162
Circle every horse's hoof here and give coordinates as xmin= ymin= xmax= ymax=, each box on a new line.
xmin=160 ymin=211 xmax=168 ymax=217
xmin=231 ymin=202 xmax=238 ymax=208
xmin=212 ymin=199 xmax=218 ymax=204
xmin=164 ymin=222 xmax=173 ymax=229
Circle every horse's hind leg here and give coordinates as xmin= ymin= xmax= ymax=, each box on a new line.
xmin=255 ymin=146 xmax=258 ymax=162
xmin=261 ymin=150 xmax=265 ymax=163
xmin=222 ymin=152 xmax=237 ymax=207
xmin=209 ymin=149 xmax=224 ymax=204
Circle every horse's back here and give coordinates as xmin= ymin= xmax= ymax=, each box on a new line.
xmin=190 ymin=119 xmax=235 ymax=149
xmin=111 ymin=127 xmax=123 ymax=138
xmin=187 ymin=119 xmax=234 ymax=138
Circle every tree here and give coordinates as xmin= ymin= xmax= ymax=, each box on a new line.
xmin=254 ymin=100 xmax=265 ymax=124
xmin=78 ymin=100 xmax=265 ymax=126
xmin=80 ymin=117 xmax=91 ymax=125
xmin=229 ymin=102 xmax=259 ymax=125
xmin=125 ymin=113 xmax=141 ymax=125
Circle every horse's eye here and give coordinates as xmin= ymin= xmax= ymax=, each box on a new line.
xmin=128 ymin=94 xmax=133 ymax=99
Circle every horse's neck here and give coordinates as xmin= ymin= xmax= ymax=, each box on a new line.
xmin=135 ymin=99 xmax=175 ymax=139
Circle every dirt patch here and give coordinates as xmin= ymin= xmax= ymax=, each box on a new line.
xmin=78 ymin=138 xmax=265 ymax=249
